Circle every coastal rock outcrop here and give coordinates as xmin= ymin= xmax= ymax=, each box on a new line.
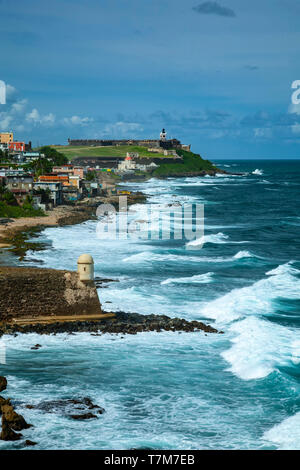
xmin=25 ymin=440 xmax=37 ymax=446
xmin=24 ymin=397 xmax=105 ymax=421
xmin=0 ymin=415 xmax=23 ymax=441
xmin=0 ymin=376 xmax=32 ymax=441
xmin=1 ymin=403 xmax=32 ymax=431
xmin=2 ymin=311 xmax=221 ymax=336
xmin=70 ymin=413 xmax=98 ymax=420
xmin=0 ymin=377 xmax=33 ymax=442
xmin=0 ymin=376 xmax=7 ymax=392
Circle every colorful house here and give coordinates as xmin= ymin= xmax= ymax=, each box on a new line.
xmin=8 ymin=141 xmax=26 ymax=152
xmin=0 ymin=132 xmax=13 ymax=144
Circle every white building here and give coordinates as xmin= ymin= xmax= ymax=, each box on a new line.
xmin=160 ymin=128 xmax=167 ymax=141
xmin=118 ymin=155 xmax=137 ymax=172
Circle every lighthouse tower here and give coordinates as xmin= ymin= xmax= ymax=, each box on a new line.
xmin=160 ymin=128 xmax=167 ymax=142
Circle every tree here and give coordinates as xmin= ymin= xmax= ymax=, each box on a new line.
xmin=85 ymin=170 xmax=97 ymax=181
xmin=39 ymin=146 xmax=68 ymax=165
xmin=0 ymin=187 xmax=18 ymax=206
xmin=24 ymin=157 xmax=53 ymax=177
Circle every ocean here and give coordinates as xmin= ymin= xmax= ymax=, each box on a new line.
xmin=0 ymin=160 xmax=299 ymax=450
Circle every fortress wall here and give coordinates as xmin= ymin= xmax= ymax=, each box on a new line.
xmin=67 ymin=139 xmax=182 ymax=148
xmin=0 ymin=266 xmax=102 ymax=321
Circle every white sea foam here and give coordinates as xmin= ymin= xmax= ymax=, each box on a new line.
xmin=186 ymin=232 xmax=249 ymax=248
xmin=199 ymin=262 xmax=300 ymax=380
xmin=233 ymin=250 xmax=254 ymax=259
xmin=161 ymin=272 xmax=214 ymax=285
xmin=266 ymin=261 xmax=298 ymax=276
xmin=252 ymin=169 xmax=263 ymax=175
xmin=186 ymin=232 xmax=229 ymax=247
xmin=122 ymin=251 xmax=155 ymax=263
xmin=263 ymin=412 xmax=300 ymax=450
xmin=122 ymin=250 xmax=258 ymax=265
xmin=201 ymin=262 xmax=300 ymax=324
xmin=222 ymin=317 xmax=299 ymax=380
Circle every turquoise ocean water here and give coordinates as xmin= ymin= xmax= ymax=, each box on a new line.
xmin=0 ymin=160 xmax=299 ymax=449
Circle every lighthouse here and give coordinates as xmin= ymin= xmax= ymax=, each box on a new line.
xmin=160 ymin=128 xmax=167 ymax=141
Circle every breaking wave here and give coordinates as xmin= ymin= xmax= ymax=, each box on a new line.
xmin=263 ymin=412 xmax=300 ymax=450
xmin=161 ymin=272 xmax=214 ymax=285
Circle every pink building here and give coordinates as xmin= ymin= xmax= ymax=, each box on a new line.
xmin=53 ymin=165 xmax=84 ymax=179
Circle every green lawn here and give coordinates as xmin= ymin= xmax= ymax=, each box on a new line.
xmin=52 ymin=145 xmax=170 ymax=160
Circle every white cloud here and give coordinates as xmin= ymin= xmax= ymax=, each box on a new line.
xmin=289 ymin=103 xmax=300 ymax=116
xmin=254 ymin=127 xmax=272 ymax=138
xmin=5 ymin=84 xmax=17 ymax=99
xmin=26 ymin=108 xmax=56 ymax=126
xmin=0 ymin=114 xmax=13 ymax=129
xmin=63 ymin=115 xmax=93 ymax=126
xmin=11 ymin=99 xmax=28 ymax=114
xmin=42 ymin=113 xmax=55 ymax=125
xmin=26 ymin=108 xmax=40 ymax=122
xmin=102 ymin=121 xmax=144 ymax=137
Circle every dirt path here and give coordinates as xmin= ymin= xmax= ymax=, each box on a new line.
xmin=10 ymin=312 xmax=116 ymax=326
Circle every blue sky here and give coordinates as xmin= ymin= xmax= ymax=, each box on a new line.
xmin=0 ymin=0 xmax=300 ymax=158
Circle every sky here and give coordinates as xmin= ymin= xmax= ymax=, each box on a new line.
xmin=0 ymin=0 xmax=300 ymax=158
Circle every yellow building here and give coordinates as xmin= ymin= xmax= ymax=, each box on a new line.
xmin=0 ymin=132 xmax=13 ymax=144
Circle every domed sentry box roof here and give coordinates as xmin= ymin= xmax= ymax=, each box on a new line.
xmin=77 ymin=254 xmax=94 ymax=265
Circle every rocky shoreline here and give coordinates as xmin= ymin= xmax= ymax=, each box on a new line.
xmin=0 ymin=311 xmax=221 ymax=337
xmin=0 ymin=191 xmax=146 ymax=260
xmin=0 ymin=376 xmax=34 ymax=443
xmin=0 ymin=376 xmax=106 ymax=445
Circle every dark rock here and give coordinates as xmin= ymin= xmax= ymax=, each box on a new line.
xmin=30 ymin=397 xmax=105 ymax=419
xmin=0 ymin=396 xmax=10 ymax=412
xmin=0 ymin=416 xmax=23 ymax=441
xmin=25 ymin=440 xmax=37 ymax=446
xmin=0 ymin=218 xmax=14 ymax=225
xmin=1 ymin=404 xmax=32 ymax=431
xmin=82 ymin=397 xmax=100 ymax=409
xmin=3 ymin=311 xmax=220 ymax=337
xmin=70 ymin=413 xmax=97 ymax=420
xmin=0 ymin=376 xmax=7 ymax=393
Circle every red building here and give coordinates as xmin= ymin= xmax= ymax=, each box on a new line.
xmin=8 ymin=142 xmax=26 ymax=152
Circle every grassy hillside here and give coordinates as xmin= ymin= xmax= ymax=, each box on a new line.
xmin=52 ymin=145 xmax=168 ymax=160
xmin=153 ymin=149 xmax=219 ymax=177
xmin=52 ymin=145 xmax=220 ymax=177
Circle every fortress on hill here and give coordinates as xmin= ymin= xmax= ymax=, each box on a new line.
xmin=68 ymin=129 xmax=191 ymax=151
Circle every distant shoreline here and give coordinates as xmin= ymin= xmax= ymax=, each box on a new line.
xmin=0 ymin=192 xmax=146 ymax=261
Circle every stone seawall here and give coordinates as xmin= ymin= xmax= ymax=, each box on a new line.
xmin=0 ymin=266 xmax=102 ymax=321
